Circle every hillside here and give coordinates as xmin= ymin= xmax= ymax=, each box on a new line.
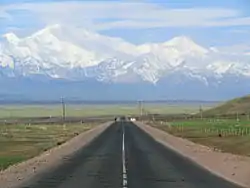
xmin=203 ymin=95 xmax=250 ymax=116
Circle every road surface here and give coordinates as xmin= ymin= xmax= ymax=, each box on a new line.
xmin=18 ymin=121 xmax=243 ymax=188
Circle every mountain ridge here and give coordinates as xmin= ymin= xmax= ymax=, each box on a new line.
xmin=0 ymin=25 xmax=250 ymax=100
xmin=1 ymin=25 xmax=248 ymax=82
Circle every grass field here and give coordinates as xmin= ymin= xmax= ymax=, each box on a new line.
xmin=0 ymin=123 xmax=97 ymax=170
xmin=0 ymin=104 xmax=213 ymax=118
xmin=151 ymin=119 xmax=250 ymax=156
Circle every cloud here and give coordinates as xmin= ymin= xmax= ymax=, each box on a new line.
xmin=216 ymin=44 xmax=250 ymax=54
xmin=0 ymin=9 xmax=12 ymax=20
xmin=228 ymin=29 xmax=250 ymax=34
xmin=1 ymin=1 xmax=250 ymax=31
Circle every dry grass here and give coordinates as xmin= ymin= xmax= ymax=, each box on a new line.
xmin=0 ymin=123 xmax=97 ymax=170
xmin=204 ymin=95 xmax=250 ymax=116
xmin=0 ymin=104 xmax=213 ymax=118
xmin=150 ymin=119 xmax=250 ymax=157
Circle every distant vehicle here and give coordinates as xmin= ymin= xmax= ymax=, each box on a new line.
xmin=130 ymin=118 xmax=136 ymax=122
xmin=114 ymin=116 xmax=126 ymax=122
xmin=120 ymin=116 xmax=126 ymax=121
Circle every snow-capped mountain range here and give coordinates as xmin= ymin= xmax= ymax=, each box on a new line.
xmin=0 ymin=24 xmax=250 ymax=100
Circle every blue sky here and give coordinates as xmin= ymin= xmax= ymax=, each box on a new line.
xmin=1 ymin=0 xmax=250 ymax=47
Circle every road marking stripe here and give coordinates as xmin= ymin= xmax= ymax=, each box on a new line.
xmin=122 ymin=123 xmax=128 ymax=188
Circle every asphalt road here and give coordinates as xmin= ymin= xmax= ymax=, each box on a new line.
xmin=18 ymin=122 xmax=243 ymax=188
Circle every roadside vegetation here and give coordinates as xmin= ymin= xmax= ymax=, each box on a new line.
xmin=150 ymin=118 xmax=250 ymax=157
xmin=0 ymin=123 xmax=97 ymax=170
xmin=148 ymin=95 xmax=250 ymax=157
xmin=204 ymin=95 xmax=250 ymax=116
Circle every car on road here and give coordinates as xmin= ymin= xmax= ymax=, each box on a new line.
xmin=115 ymin=116 xmax=127 ymax=122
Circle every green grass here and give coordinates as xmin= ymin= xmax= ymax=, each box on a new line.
xmin=0 ymin=156 xmax=26 ymax=170
xmin=170 ymin=119 xmax=250 ymax=128
xmin=151 ymin=119 xmax=250 ymax=156
xmin=0 ymin=123 xmax=97 ymax=170
xmin=0 ymin=104 xmax=213 ymax=118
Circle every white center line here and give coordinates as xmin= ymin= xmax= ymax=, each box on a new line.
xmin=122 ymin=123 xmax=128 ymax=188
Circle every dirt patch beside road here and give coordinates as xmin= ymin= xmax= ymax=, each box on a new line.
xmin=0 ymin=122 xmax=112 ymax=188
xmin=136 ymin=122 xmax=250 ymax=188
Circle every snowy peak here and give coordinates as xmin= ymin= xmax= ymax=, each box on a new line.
xmin=0 ymin=25 xmax=250 ymax=85
xmin=1 ymin=25 xmax=102 ymax=71
xmin=207 ymin=61 xmax=233 ymax=75
xmin=30 ymin=25 xmax=139 ymax=57
xmin=163 ymin=36 xmax=209 ymax=55
xmin=2 ymin=33 xmax=20 ymax=44
xmin=32 ymin=24 xmax=96 ymax=41
xmin=165 ymin=36 xmax=197 ymax=46
xmin=32 ymin=24 xmax=62 ymax=36
xmin=137 ymin=36 xmax=209 ymax=59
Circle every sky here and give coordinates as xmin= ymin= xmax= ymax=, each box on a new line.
xmin=0 ymin=0 xmax=250 ymax=47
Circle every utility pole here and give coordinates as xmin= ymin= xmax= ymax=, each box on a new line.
xmin=199 ymin=105 xmax=203 ymax=120
xmin=141 ymin=101 xmax=143 ymax=117
xmin=61 ymin=97 xmax=66 ymax=123
xmin=138 ymin=100 xmax=143 ymax=120
xmin=152 ymin=113 xmax=155 ymax=122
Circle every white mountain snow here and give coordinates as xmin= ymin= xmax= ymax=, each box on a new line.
xmin=0 ymin=24 xmax=250 ymax=85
